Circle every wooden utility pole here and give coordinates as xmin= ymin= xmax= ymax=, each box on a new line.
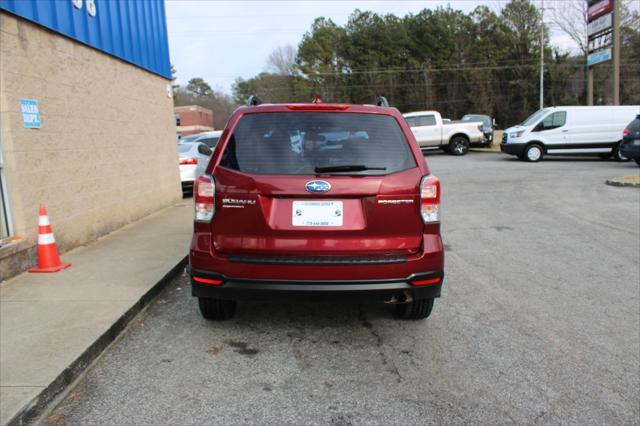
xmin=588 ymin=68 xmax=594 ymax=105
xmin=612 ymin=0 xmax=620 ymax=104
xmin=423 ymin=66 xmax=429 ymax=109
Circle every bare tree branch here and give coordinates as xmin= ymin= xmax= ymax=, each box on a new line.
xmin=266 ymin=45 xmax=298 ymax=76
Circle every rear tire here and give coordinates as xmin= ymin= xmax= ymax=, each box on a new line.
xmin=613 ymin=142 xmax=630 ymax=162
xmin=635 ymin=159 xmax=640 ymax=167
xmin=449 ymin=136 xmax=470 ymax=156
xmin=395 ymin=298 xmax=434 ymax=320
xmin=524 ymin=144 xmax=544 ymax=162
xmin=198 ymin=297 xmax=236 ymax=320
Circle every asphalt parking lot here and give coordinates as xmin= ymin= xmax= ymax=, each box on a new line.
xmin=49 ymin=153 xmax=639 ymax=425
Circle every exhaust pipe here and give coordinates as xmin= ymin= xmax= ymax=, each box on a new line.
xmin=384 ymin=291 xmax=413 ymax=304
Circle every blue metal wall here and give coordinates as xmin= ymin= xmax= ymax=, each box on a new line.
xmin=0 ymin=0 xmax=171 ymax=79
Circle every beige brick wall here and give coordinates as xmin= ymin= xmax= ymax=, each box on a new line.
xmin=0 ymin=13 xmax=182 ymax=268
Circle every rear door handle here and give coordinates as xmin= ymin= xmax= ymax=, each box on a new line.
xmin=562 ymin=130 xmax=568 ymax=132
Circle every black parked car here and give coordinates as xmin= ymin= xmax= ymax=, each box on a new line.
xmin=620 ymin=114 xmax=640 ymax=166
xmin=461 ymin=114 xmax=495 ymax=147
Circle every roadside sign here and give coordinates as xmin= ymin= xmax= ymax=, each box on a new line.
xmin=588 ymin=0 xmax=613 ymax=21
xmin=588 ymin=13 xmax=612 ymax=36
xmin=20 ymin=99 xmax=41 ymax=129
xmin=588 ymin=30 xmax=612 ymax=53
xmin=587 ymin=48 xmax=612 ymax=66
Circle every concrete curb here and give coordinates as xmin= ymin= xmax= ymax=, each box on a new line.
xmin=6 ymin=256 xmax=188 ymax=426
xmin=605 ymin=176 xmax=640 ymax=187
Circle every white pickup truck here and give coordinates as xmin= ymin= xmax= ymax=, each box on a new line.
xmin=403 ymin=110 xmax=485 ymax=155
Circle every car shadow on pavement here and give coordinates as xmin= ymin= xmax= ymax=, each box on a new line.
xmin=234 ymin=300 xmax=397 ymax=323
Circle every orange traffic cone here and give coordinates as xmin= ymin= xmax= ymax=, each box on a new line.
xmin=28 ymin=204 xmax=71 ymax=273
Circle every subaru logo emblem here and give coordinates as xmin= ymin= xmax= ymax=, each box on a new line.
xmin=305 ymin=180 xmax=331 ymax=193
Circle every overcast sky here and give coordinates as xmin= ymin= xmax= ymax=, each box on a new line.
xmin=165 ymin=0 xmax=577 ymax=94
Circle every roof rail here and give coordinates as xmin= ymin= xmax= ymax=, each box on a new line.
xmin=246 ymin=95 xmax=260 ymax=106
xmin=376 ymin=96 xmax=389 ymax=107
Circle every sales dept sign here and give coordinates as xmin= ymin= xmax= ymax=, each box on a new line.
xmin=20 ymin=99 xmax=41 ymax=129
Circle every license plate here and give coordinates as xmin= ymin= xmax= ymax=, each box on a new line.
xmin=292 ymin=201 xmax=343 ymax=227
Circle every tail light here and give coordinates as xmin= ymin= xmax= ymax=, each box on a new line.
xmin=194 ymin=174 xmax=215 ymax=222
xmin=192 ymin=276 xmax=222 ymax=285
xmin=180 ymin=157 xmax=198 ymax=165
xmin=411 ymin=277 xmax=442 ymax=286
xmin=420 ymin=175 xmax=440 ymax=223
xmin=623 ymin=128 xmax=631 ymax=135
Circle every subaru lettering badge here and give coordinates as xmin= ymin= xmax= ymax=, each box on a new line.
xmin=305 ymin=180 xmax=331 ymax=193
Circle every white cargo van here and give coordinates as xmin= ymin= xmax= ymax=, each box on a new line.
xmin=500 ymin=105 xmax=640 ymax=162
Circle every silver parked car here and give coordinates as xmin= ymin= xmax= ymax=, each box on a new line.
xmin=194 ymin=130 xmax=223 ymax=148
xmin=178 ymin=142 xmax=212 ymax=195
xmin=178 ymin=133 xmax=201 ymax=144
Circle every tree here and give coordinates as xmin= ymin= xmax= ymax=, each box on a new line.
xmin=186 ymin=78 xmax=213 ymax=98
xmin=175 ymin=77 xmax=237 ymax=129
xmin=232 ymin=73 xmax=311 ymax=104
xmin=297 ymin=17 xmax=348 ymax=101
xmin=548 ymin=0 xmax=640 ymax=104
xmin=548 ymin=1 xmax=588 ymax=57
xmin=549 ymin=0 xmax=638 ymax=58
xmin=266 ymin=45 xmax=298 ymax=76
xmin=170 ymin=64 xmax=180 ymax=100
xmin=227 ymin=0 xmax=638 ymax=127
xmin=499 ymin=0 xmax=546 ymax=125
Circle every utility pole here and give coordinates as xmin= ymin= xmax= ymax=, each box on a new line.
xmin=422 ymin=64 xmax=429 ymax=109
xmin=587 ymin=68 xmax=594 ymax=105
xmin=613 ymin=0 xmax=620 ymax=104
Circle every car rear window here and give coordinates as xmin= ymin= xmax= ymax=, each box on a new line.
xmin=198 ymin=137 xmax=220 ymax=148
xmin=177 ymin=143 xmax=193 ymax=153
xmin=405 ymin=115 xmax=436 ymax=127
xmin=220 ymin=112 xmax=416 ymax=175
xmin=462 ymin=115 xmax=491 ymax=127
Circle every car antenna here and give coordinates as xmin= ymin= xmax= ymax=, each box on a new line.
xmin=376 ymin=96 xmax=389 ymax=107
xmin=246 ymin=95 xmax=260 ymax=106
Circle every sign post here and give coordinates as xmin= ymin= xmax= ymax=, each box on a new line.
xmin=612 ymin=0 xmax=619 ymax=104
xmin=586 ymin=0 xmax=619 ymax=105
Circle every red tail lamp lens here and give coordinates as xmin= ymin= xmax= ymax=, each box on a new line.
xmin=411 ymin=277 xmax=441 ymax=286
xmin=180 ymin=157 xmax=198 ymax=165
xmin=192 ymin=276 xmax=222 ymax=285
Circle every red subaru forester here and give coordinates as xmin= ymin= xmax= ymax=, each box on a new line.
xmin=188 ymin=98 xmax=444 ymax=320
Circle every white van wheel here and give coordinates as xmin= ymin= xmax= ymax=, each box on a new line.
xmin=525 ymin=144 xmax=543 ymax=162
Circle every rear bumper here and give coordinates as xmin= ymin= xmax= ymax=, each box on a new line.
xmin=190 ymin=267 xmax=444 ymax=302
xmin=620 ymin=140 xmax=640 ymax=159
xmin=472 ymin=132 xmax=493 ymax=146
xmin=190 ymin=233 xmax=444 ymax=282
xmin=180 ymin=165 xmax=197 ymax=183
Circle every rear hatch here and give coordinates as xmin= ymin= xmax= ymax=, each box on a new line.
xmin=211 ymin=111 xmax=424 ymax=257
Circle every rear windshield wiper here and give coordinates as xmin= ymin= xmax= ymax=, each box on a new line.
xmin=314 ymin=164 xmax=387 ymax=173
